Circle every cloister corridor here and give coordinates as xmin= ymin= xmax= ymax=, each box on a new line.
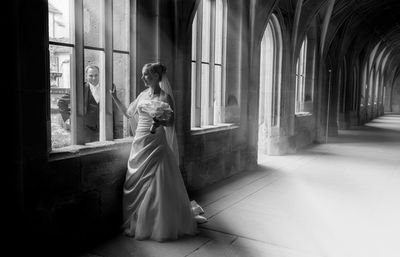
xmin=78 ymin=113 xmax=400 ymax=257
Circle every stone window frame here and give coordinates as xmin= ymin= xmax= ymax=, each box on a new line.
xmin=48 ymin=0 xmax=134 ymax=152
xmin=190 ymin=0 xmax=227 ymax=129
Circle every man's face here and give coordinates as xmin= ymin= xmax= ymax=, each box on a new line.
xmin=86 ymin=68 xmax=99 ymax=86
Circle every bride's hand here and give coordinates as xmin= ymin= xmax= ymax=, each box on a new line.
xmin=150 ymin=117 xmax=162 ymax=133
xmin=152 ymin=117 xmax=163 ymax=127
xmin=109 ymin=84 xmax=117 ymax=99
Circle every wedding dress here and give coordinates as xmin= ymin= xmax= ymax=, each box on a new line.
xmin=122 ymin=89 xmax=201 ymax=241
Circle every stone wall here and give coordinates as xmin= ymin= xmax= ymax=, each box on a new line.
xmin=30 ymin=143 xmax=131 ymax=253
xmin=184 ymin=127 xmax=250 ymax=190
xmin=295 ymin=114 xmax=317 ymax=149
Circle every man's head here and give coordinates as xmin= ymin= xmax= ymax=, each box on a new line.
xmin=85 ymin=65 xmax=100 ymax=86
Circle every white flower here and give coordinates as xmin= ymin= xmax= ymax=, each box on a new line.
xmin=140 ymin=100 xmax=173 ymax=133
xmin=140 ymin=100 xmax=173 ymax=120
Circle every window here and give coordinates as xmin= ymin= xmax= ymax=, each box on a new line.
xmin=352 ymin=66 xmax=360 ymax=111
xmin=295 ymin=37 xmax=308 ymax=113
xmin=48 ymin=0 xmax=132 ymax=149
xmin=368 ymin=69 xmax=374 ymax=106
xmin=295 ymin=36 xmax=316 ymax=114
xmin=367 ymin=42 xmax=380 ymax=107
xmin=259 ymin=14 xmax=282 ymax=130
xmin=380 ymin=52 xmax=390 ymax=106
xmin=374 ymin=71 xmax=380 ymax=105
xmin=373 ymin=48 xmax=385 ymax=107
xmin=191 ymin=0 xmax=227 ymax=128
xmin=258 ymin=14 xmax=283 ymax=155
xmin=360 ymin=62 xmax=367 ymax=108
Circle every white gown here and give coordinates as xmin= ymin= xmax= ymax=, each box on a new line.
xmin=122 ymin=94 xmax=197 ymax=241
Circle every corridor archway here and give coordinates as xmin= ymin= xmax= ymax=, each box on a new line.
xmin=258 ymin=14 xmax=282 ymax=158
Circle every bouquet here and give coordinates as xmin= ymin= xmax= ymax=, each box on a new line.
xmin=140 ymin=100 xmax=173 ymax=133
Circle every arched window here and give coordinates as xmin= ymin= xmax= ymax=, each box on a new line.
xmin=360 ymin=62 xmax=368 ymax=108
xmin=258 ymin=14 xmax=283 ymax=155
xmin=375 ymin=71 xmax=380 ymax=105
xmin=368 ymin=70 xmax=374 ymax=106
xmin=191 ymin=0 xmax=227 ymax=128
xmin=367 ymin=42 xmax=381 ymax=107
xmin=380 ymin=52 xmax=390 ymax=106
xmin=295 ymin=34 xmax=316 ymax=114
xmin=48 ymin=0 xmax=133 ymax=149
xmin=295 ymin=37 xmax=308 ymax=113
xmin=352 ymin=66 xmax=358 ymax=111
xmin=373 ymin=48 xmax=385 ymax=107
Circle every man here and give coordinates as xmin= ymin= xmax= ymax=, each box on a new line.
xmin=58 ymin=65 xmax=100 ymax=143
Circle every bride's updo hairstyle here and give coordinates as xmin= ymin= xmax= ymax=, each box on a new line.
xmin=144 ymin=62 xmax=167 ymax=80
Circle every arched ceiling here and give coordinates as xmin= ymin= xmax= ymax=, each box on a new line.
xmin=327 ymin=0 xmax=400 ymax=71
xmin=254 ymin=0 xmax=400 ymax=74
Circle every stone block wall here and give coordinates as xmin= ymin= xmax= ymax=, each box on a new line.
xmin=295 ymin=114 xmax=316 ymax=149
xmin=30 ymin=143 xmax=131 ymax=252
xmin=184 ymin=127 xmax=250 ymax=191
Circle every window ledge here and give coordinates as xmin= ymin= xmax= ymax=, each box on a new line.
xmin=49 ymin=137 xmax=133 ymax=161
xmin=190 ymin=123 xmax=239 ymax=135
xmin=295 ymin=112 xmax=312 ymax=117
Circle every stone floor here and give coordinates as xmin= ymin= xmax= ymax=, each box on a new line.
xmin=81 ymin=113 xmax=400 ymax=257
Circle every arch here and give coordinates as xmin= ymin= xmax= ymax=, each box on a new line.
xmin=258 ymin=13 xmax=283 ymax=156
xmin=368 ymin=42 xmax=381 ymax=73
xmin=252 ymin=0 xmax=282 ymax=51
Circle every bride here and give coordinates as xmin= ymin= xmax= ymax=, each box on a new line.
xmin=110 ymin=62 xmax=206 ymax=242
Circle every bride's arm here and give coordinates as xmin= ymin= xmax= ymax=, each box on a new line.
xmin=109 ymin=84 xmax=129 ymax=118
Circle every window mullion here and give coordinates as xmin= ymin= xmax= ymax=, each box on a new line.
xmin=74 ymin=0 xmax=85 ymax=144
xmin=195 ymin=2 xmax=203 ymax=127
xmin=209 ymin=0 xmax=216 ymax=125
xmin=128 ymin=0 xmax=136 ymax=136
xmin=221 ymin=0 xmax=227 ymax=123
xmin=102 ymin=0 xmax=113 ymax=141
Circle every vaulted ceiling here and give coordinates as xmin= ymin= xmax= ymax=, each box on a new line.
xmin=327 ymin=0 xmax=400 ymax=69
